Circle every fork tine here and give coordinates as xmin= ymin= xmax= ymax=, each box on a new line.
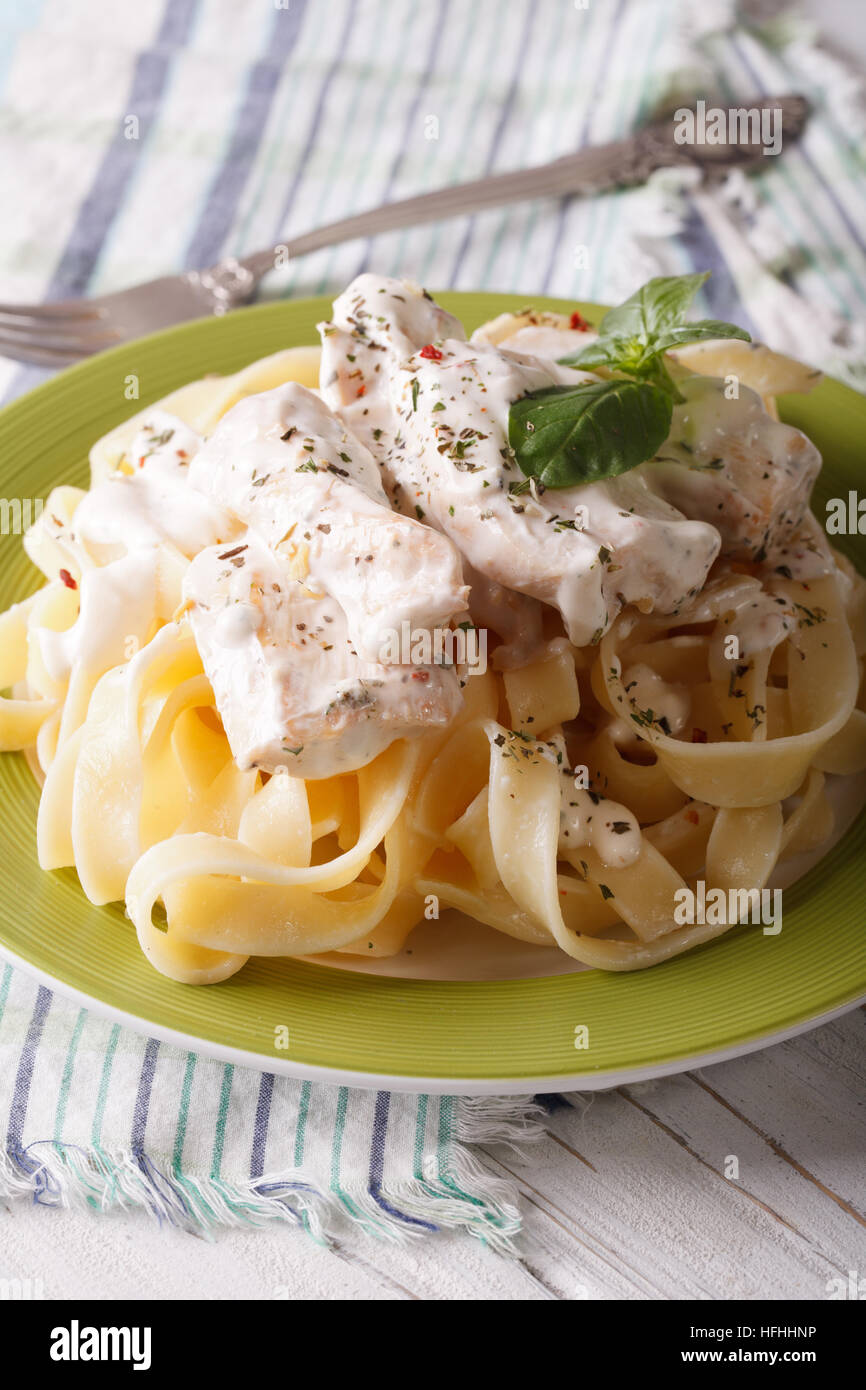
xmin=0 ymin=332 xmax=92 ymax=367
xmin=0 ymin=300 xmax=107 ymax=321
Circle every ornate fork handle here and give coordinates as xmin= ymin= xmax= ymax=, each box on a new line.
xmin=185 ymin=259 xmax=260 ymax=314
xmin=182 ymin=93 xmax=811 ymax=317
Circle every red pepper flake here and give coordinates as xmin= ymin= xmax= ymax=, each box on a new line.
xmin=569 ymin=311 xmax=590 ymax=331
xmin=59 ymin=568 xmax=77 ymax=590
xmin=356 ymin=384 xmax=366 ymax=397
xmin=419 ymin=344 xmax=443 ymax=361
xmin=691 ymin=728 xmax=708 ymax=743
xmin=176 ymin=449 xmax=188 ymax=460
xmin=411 ymin=671 xmax=430 ymax=682
xmin=138 ymin=456 xmax=146 ymax=468
xmin=685 ymin=808 xmax=700 ymax=825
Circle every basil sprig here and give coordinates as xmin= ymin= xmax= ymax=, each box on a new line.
xmin=507 ymin=273 xmax=750 ymax=490
xmin=509 ymin=379 xmax=672 ymax=489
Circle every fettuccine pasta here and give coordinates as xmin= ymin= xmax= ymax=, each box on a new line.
xmin=2 ymin=274 xmax=864 ymax=982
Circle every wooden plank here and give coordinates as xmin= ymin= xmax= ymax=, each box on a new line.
xmin=616 ymin=1071 xmax=865 ymax=1276
xmin=486 ymin=1077 xmax=857 ymax=1298
xmin=683 ymin=1011 xmax=866 ymax=1218
xmin=480 ymin=1147 xmax=654 ymax=1298
xmin=1 ymin=1189 xmax=553 ymax=1301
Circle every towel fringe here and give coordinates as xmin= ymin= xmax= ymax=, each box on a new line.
xmin=456 ymin=1094 xmax=546 ymax=1151
xmin=0 ymin=1095 xmax=543 ymax=1254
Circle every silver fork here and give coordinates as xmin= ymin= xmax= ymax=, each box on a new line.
xmin=0 ymin=94 xmax=808 ymax=367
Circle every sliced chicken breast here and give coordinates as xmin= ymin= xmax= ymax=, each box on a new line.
xmin=188 ymin=382 xmax=468 ymax=663
xmin=184 ymin=531 xmax=463 ymax=779
xmin=649 ymin=374 xmax=822 ymax=564
xmin=320 ymin=275 xmax=721 ymax=647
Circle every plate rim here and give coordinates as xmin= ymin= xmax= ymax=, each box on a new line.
xmin=1 ymin=936 xmax=862 ymax=1093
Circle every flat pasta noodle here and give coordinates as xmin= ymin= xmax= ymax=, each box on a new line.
xmin=125 ymin=745 xmax=418 ymax=982
xmin=667 ymin=337 xmax=823 ymax=420
xmin=0 ymin=596 xmax=58 ymax=748
xmin=596 ymin=573 xmax=859 ymax=808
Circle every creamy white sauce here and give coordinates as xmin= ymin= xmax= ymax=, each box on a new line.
xmin=184 ymin=530 xmax=462 ymax=778
xmin=491 ymin=323 xmax=600 ymax=381
xmin=73 ymin=412 xmax=235 ymax=563
xmin=559 ymin=783 xmax=641 ymax=869
xmin=706 ymin=577 xmax=795 ymax=686
xmin=651 ymin=375 xmax=821 ymax=565
xmin=768 ymin=511 xmax=836 ymax=583
xmin=319 ymin=274 xmax=722 ymax=647
xmin=620 ymin=662 xmax=691 ymax=738
xmin=37 ymin=550 xmax=167 ymax=683
xmin=29 ymin=273 xmax=835 ymax=782
xmin=188 ymin=381 xmax=468 ymax=664
xmin=30 ymin=413 xmax=231 ymax=688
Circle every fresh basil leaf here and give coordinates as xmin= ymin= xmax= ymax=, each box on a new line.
xmin=594 ymin=272 xmax=709 ymax=342
xmin=509 ymin=380 xmax=672 ymax=489
xmin=556 ymin=273 xmax=750 ymax=383
xmin=644 ymin=320 xmax=751 ymax=354
xmin=558 ymin=336 xmax=633 ymax=370
xmin=558 ymin=334 xmax=685 ymax=401
xmin=507 ymin=272 xmax=750 ymax=491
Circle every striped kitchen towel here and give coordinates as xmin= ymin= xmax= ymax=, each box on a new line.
xmin=0 ymin=967 xmax=540 ymax=1248
xmin=0 ymin=0 xmax=864 ymax=1244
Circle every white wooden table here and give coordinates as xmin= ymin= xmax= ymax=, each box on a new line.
xmin=4 ymin=1007 xmax=863 ymax=1300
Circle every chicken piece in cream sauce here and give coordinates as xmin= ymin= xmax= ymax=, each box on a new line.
xmin=185 ymin=531 xmax=462 ymax=778
xmin=29 ymin=273 xmax=831 ymax=781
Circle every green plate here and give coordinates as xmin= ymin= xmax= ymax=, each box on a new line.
xmin=0 ymin=293 xmax=864 ymax=1093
